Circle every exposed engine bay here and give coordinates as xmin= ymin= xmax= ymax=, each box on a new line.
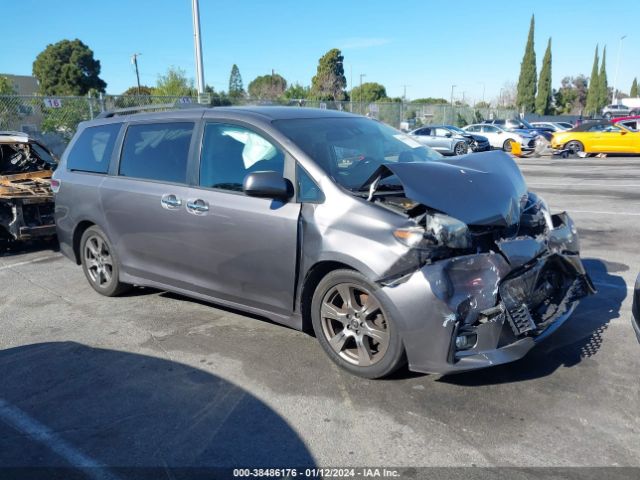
xmin=0 ymin=134 xmax=57 ymax=244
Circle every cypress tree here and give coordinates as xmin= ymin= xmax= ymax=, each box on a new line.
xmin=535 ymin=38 xmax=552 ymax=115
xmin=228 ymin=64 xmax=245 ymax=99
xmin=516 ymin=15 xmax=537 ymax=113
xmin=585 ymin=46 xmax=600 ymax=115
xmin=598 ymin=46 xmax=609 ymax=108
xmin=631 ymin=78 xmax=639 ymax=98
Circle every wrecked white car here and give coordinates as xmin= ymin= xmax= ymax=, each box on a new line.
xmin=0 ymin=131 xmax=57 ymax=245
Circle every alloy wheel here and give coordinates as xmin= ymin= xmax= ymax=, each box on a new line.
xmin=565 ymin=141 xmax=584 ymax=154
xmin=84 ymin=235 xmax=114 ymax=288
xmin=454 ymin=142 xmax=468 ymax=155
xmin=319 ymin=283 xmax=389 ymax=367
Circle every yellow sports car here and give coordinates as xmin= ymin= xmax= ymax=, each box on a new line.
xmin=551 ymin=120 xmax=640 ymax=154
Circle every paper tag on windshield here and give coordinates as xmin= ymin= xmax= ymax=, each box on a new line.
xmin=393 ymin=134 xmax=423 ymax=149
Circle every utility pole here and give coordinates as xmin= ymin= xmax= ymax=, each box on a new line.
xmin=612 ymin=35 xmax=627 ymax=104
xmin=131 ymin=53 xmax=142 ymax=95
xmin=191 ymin=0 xmax=205 ymax=100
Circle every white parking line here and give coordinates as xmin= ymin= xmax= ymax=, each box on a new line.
xmin=0 ymin=254 xmax=61 ymax=271
xmin=0 ymin=398 xmax=120 ymax=480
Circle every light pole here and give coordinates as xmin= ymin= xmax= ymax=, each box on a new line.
xmin=499 ymin=87 xmax=505 ymax=109
xmin=478 ymin=82 xmax=485 ymax=105
xmin=612 ymin=35 xmax=627 ymax=105
xmin=359 ymin=73 xmax=366 ymax=111
xmin=191 ymin=0 xmax=205 ymax=101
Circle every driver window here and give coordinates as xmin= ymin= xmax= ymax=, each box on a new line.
xmin=200 ymin=123 xmax=285 ymax=192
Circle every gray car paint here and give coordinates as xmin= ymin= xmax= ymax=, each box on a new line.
xmin=54 ymin=106 xmax=593 ymax=375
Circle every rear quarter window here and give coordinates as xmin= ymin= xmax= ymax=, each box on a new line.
xmin=67 ymin=123 xmax=122 ymax=173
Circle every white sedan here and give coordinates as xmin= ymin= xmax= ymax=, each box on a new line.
xmin=531 ymin=121 xmax=573 ymax=132
xmin=463 ymin=124 xmax=536 ymax=152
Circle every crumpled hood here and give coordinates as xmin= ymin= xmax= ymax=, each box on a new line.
xmin=374 ymin=150 xmax=528 ymax=227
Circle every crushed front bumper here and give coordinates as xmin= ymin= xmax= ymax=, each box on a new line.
xmin=378 ymin=212 xmax=595 ymax=375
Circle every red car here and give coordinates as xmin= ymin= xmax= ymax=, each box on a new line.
xmin=611 ymin=115 xmax=640 ymax=131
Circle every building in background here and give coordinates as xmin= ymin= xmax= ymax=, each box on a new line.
xmin=0 ymin=74 xmax=39 ymax=96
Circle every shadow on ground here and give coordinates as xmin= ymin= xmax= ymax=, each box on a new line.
xmin=0 ymin=342 xmax=315 ymax=477
xmin=439 ymin=258 xmax=626 ymax=386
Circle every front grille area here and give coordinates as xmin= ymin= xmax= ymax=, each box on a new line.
xmin=499 ymin=257 xmax=586 ymax=336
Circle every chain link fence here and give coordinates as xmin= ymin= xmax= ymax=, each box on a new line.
xmin=0 ymin=94 xmax=517 ymax=155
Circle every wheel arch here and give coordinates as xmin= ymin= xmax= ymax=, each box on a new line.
xmin=300 ymin=260 xmax=358 ymax=334
xmin=72 ymin=220 xmax=97 ymax=265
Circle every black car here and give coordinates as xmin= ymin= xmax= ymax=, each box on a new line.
xmin=484 ymin=119 xmax=554 ymax=141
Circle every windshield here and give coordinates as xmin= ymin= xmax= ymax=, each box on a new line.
xmin=275 ymin=117 xmax=443 ymax=190
xmin=444 ymin=125 xmax=467 ymax=134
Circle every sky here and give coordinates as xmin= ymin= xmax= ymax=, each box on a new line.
xmin=2 ymin=0 xmax=639 ymax=104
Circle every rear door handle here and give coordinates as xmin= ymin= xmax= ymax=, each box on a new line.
xmin=161 ymin=194 xmax=182 ymax=210
xmin=186 ymin=198 xmax=209 ymax=215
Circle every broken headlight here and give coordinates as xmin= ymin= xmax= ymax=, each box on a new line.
xmin=521 ymin=192 xmax=553 ymax=233
xmin=394 ymin=213 xmax=472 ymax=250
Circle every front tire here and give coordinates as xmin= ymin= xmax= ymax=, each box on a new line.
xmin=565 ymin=140 xmax=584 ymax=154
xmin=503 ymin=139 xmax=515 ymax=152
xmin=80 ymin=226 xmax=130 ymax=297
xmin=311 ymin=269 xmax=405 ymax=379
xmin=453 ymin=141 xmax=468 ymax=156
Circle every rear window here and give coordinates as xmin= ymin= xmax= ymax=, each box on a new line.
xmin=119 ymin=122 xmax=194 ymax=184
xmin=67 ymin=123 xmax=121 ymax=173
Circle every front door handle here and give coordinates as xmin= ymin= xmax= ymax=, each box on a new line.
xmin=186 ymin=198 xmax=209 ymax=215
xmin=161 ymin=194 xmax=182 ymax=210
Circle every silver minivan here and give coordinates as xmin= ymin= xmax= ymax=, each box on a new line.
xmin=53 ymin=107 xmax=594 ymax=378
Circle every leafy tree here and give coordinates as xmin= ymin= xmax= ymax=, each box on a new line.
xmin=598 ymin=46 xmax=609 ymax=108
xmin=410 ymin=97 xmax=448 ymax=104
xmin=155 ymin=67 xmax=195 ymax=96
xmin=473 ymin=109 xmax=484 ymax=123
xmin=535 ymin=38 xmax=553 ymax=115
xmin=516 ymin=15 xmax=537 ymax=113
xmin=455 ymin=113 xmax=467 ymax=128
xmin=283 ymin=83 xmax=310 ymax=99
xmin=350 ymin=82 xmax=387 ymax=103
xmin=0 ymin=76 xmax=16 ymax=94
xmin=248 ymin=73 xmax=287 ymax=100
xmin=585 ymin=46 xmax=600 ymax=115
xmin=310 ymin=48 xmax=347 ymax=101
xmin=41 ymin=98 xmax=93 ymax=141
xmin=122 ymin=85 xmax=154 ymax=96
xmin=0 ymin=76 xmax=18 ymax=130
xmin=475 ymin=101 xmax=491 ymax=109
xmin=553 ymin=75 xmax=588 ymax=114
xmin=631 ymin=78 xmax=639 ymax=98
xmin=33 ymin=39 xmax=106 ymax=95
xmin=228 ymin=64 xmax=245 ymax=99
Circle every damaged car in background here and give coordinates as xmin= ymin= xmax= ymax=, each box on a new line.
xmin=0 ymin=131 xmax=57 ymax=246
xmin=54 ymin=108 xmax=594 ymax=379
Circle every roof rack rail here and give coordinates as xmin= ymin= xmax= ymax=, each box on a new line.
xmin=96 ymin=101 xmax=206 ymax=119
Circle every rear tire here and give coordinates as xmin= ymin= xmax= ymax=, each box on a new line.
xmin=311 ymin=269 xmax=406 ymax=379
xmin=80 ymin=226 xmax=130 ymax=297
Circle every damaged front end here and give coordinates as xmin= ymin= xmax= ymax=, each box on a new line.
xmin=0 ymin=134 xmax=57 ymax=244
xmin=364 ymin=151 xmax=595 ymax=374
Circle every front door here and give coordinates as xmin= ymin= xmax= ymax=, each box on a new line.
xmin=179 ymin=121 xmax=301 ymax=316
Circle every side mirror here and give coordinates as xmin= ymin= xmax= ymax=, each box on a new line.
xmin=445 ymin=132 xmax=452 ymax=138
xmin=621 ymin=130 xmax=628 ymax=135
xmin=243 ymin=171 xmax=292 ymax=200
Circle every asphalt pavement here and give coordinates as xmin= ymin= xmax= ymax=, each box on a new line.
xmin=0 ymin=156 xmax=638 ymax=473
